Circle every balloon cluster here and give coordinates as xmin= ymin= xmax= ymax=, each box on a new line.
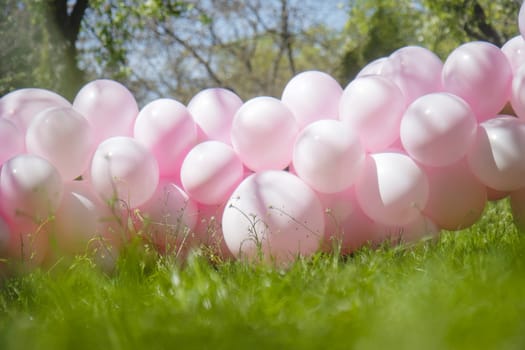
xmin=3 ymin=7 xmax=525 ymax=265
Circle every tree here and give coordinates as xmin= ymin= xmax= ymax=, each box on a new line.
xmin=340 ymin=0 xmax=522 ymax=82
xmin=0 ymin=0 xmax=88 ymax=99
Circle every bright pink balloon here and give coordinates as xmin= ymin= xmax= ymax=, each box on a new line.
xmin=316 ymin=187 xmax=375 ymax=254
xmin=511 ymin=186 xmax=525 ymax=231
xmin=380 ymin=46 xmax=444 ymax=105
xmin=133 ymin=98 xmax=197 ymax=178
xmin=0 ymin=154 xmax=63 ymax=223
xmin=442 ymin=41 xmax=512 ymax=122
xmin=222 ymin=171 xmax=325 ymax=262
xmin=231 ymin=97 xmax=298 ymax=172
xmin=400 ymin=93 xmax=477 ymax=167
xmin=467 ymin=116 xmax=525 ymax=191
xmin=486 ymin=186 xmax=509 ymax=202
xmin=281 ymin=70 xmax=342 ymax=129
xmin=26 ymin=107 xmax=94 ymax=180
xmin=511 ymin=64 xmax=525 ymax=119
xmin=187 ymin=88 xmax=243 ymax=144
xmin=52 ymin=180 xmax=104 ymax=255
xmin=502 ymin=35 xmax=525 ymax=75
xmin=181 ymin=141 xmax=244 ymax=205
xmin=355 ymin=152 xmax=429 ymax=226
xmin=137 ymin=179 xmax=198 ymax=253
xmin=293 ymin=119 xmax=365 ymax=193
xmin=422 ymin=160 xmax=487 ymax=230
xmin=73 ymin=79 xmax=139 ymax=144
xmin=90 ymin=136 xmax=159 ymax=208
xmin=372 ymin=214 xmax=439 ymax=244
xmin=0 ymin=118 xmax=25 ymax=166
xmin=0 ymin=88 xmax=70 ymax=131
xmin=339 ymin=75 xmax=406 ymax=152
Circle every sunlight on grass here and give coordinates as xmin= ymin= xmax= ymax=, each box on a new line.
xmin=1 ymin=199 xmax=524 ymax=350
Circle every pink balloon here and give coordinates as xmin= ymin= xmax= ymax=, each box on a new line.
xmin=422 ymin=160 xmax=487 ymax=230
xmin=502 ymin=35 xmax=525 ymax=75
xmin=380 ymin=46 xmax=444 ymax=105
xmin=0 ymin=214 xmax=10 ymax=257
xmin=355 ymin=152 xmax=429 ymax=226
xmin=339 ymin=75 xmax=406 ymax=152
xmin=510 ymin=65 xmax=525 ymax=119
xmin=73 ymin=79 xmax=139 ymax=144
xmin=26 ymin=107 xmax=94 ymax=180
xmin=316 ymin=187 xmax=375 ymax=254
xmin=0 ymin=118 xmax=25 ymax=166
xmin=6 ymin=219 xmax=50 ymax=269
xmin=400 ymin=93 xmax=477 ymax=167
xmin=231 ymin=97 xmax=298 ymax=172
xmin=372 ymin=214 xmax=439 ymax=244
xmin=0 ymin=88 xmax=71 ymax=131
xmin=467 ymin=116 xmax=525 ymax=191
xmin=51 ymin=180 xmax=104 ymax=256
xmin=187 ymin=88 xmax=243 ymax=144
xmin=0 ymin=154 xmax=63 ymax=223
xmin=136 ymin=179 xmax=198 ymax=253
xmin=511 ymin=186 xmax=525 ymax=231
xmin=193 ymin=202 xmax=233 ymax=259
xmin=520 ymin=2 xmax=525 ymax=41
xmin=442 ymin=41 xmax=512 ymax=122
xmin=293 ymin=119 xmax=365 ymax=193
xmin=181 ymin=141 xmax=244 ymax=205
xmin=90 ymin=136 xmax=159 ymax=208
xmin=281 ymin=71 xmax=342 ymax=130
xmin=222 ymin=171 xmax=325 ymax=262
xmin=133 ymin=98 xmax=197 ymax=178
xmin=356 ymin=57 xmax=388 ymax=78
xmin=486 ymin=186 xmax=509 ymax=202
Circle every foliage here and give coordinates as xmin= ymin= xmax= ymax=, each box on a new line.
xmin=1 ymin=200 xmax=525 ymax=349
xmin=340 ymin=0 xmax=521 ymax=82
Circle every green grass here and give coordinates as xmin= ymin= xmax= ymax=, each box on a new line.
xmin=1 ymin=199 xmax=525 ymax=350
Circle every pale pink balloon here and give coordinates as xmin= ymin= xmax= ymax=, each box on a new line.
xmin=520 ymin=2 xmax=525 ymax=41
xmin=281 ymin=70 xmax=342 ymax=129
xmin=51 ymin=180 xmax=104 ymax=256
xmin=181 ymin=141 xmax=244 ymax=205
xmin=73 ymin=79 xmax=139 ymax=144
xmin=422 ymin=160 xmax=487 ymax=230
xmin=501 ymin=35 xmax=525 ymax=75
xmin=0 ymin=118 xmax=25 ymax=166
xmin=511 ymin=186 xmax=525 ymax=231
xmin=90 ymin=136 xmax=159 ymax=208
xmin=293 ymin=119 xmax=365 ymax=193
xmin=136 ymin=179 xmax=198 ymax=253
xmin=400 ymin=93 xmax=477 ymax=167
xmin=316 ymin=187 xmax=375 ymax=254
xmin=442 ymin=41 xmax=512 ymax=122
xmin=339 ymin=75 xmax=406 ymax=152
xmin=372 ymin=214 xmax=439 ymax=244
xmin=231 ymin=97 xmax=298 ymax=172
xmin=222 ymin=171 xmax=325 ymax=262
xmin=355 ymin=152 xmax=429 ymax=226
xmin=356 ymin=57 xmax=388 ymax=78
xmin=467 ymin=116 xmax=525 ymax=191
xmin=0 ymin=154 xmax=63 ymax=223
xmin=133 ymin=98 xmax=197 ymax=178
xmin=0 ymin=88 xmax=71 ymax=131
xmin=26 ymin=107 xmax=94 ymax=180
xmin=187 ymin=88 xmax=243 ymax=144
xmin=380 ymin=46 xmax=444 ymax=105
xmin=510 ymin=64 xmax=525 ymax=119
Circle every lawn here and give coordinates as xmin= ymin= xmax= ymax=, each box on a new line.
xmin=0 ymin=199 xmax=524 ymax=350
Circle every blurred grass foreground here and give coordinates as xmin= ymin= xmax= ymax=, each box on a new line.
xmin=0 ymin=199 xmax=524 ymax=350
